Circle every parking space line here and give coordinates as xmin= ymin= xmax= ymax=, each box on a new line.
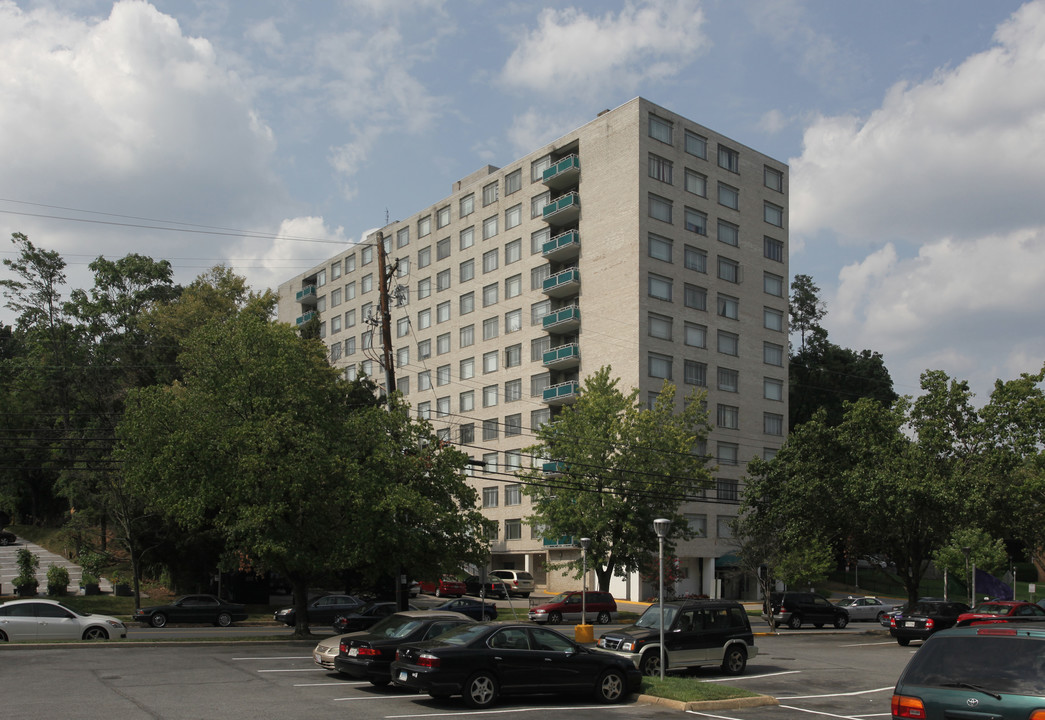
xmin=783 ymin=686 xmax=892 ymax=699
xmin=839 ymin=641 xmax=895 ymax=647
xmin=776 ymin=705 xmax=863 ymax=719
xmin=335 ymin=696 xmax=412 ymax=702
xmin=387 ymin=704 xmax=629 ymax=717
xmin=232 ymin=656 xmax=312 ymax=660
xmin=257 ymin=668 xmax=328 ymax=672
xmin=700 ymin=670 xmax=800 ymax=682
xmin=685 ymin=711 xmax=749 ymax=720
xmin=295 ymin=682 xmax=368 ymax=687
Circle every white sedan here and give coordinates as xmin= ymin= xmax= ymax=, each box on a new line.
xmin=834 ymin=596 xmax=898 ymax=622
xmin=0 ymin=598 xmax=127 ymax=641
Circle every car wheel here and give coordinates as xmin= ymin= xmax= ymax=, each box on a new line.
xmin=594 ymin=669 xmax=626 ymax=703
xmin=463 ymin=671 xmax=499 ymax=709
xmin=597 ymin=611 xmax=611 ymax=625
xmin=875 ymin=611 xmax=885 ymax=623
xmin=151 ymin=613 xmax=168 ymax=628
xmin=369 ymin=677 xmax=391 ymax=687
xmin=787 ymin=615 xmax=802 ymax=630
xmin=483 ymin=612 xmax=495 ymax=621
xmin=896 ymin=637 xmax=910 ymax=646
xmin=216 ymin=612 xmax=232 ymax=627
xmin=548 ymin=611 xmax=563 ymax=625
xmin=639 ymin=650 xmax=663 ymax=677
xmin=435 ymin=588 xmax=442 ymax=598
xmin=721 ymin=645 xmax=747 ymax=676
xmin=83 ymin=626 xmax=109 ymax=640
xmin=0 ymin=536 xmax=9 ymax=546
xmin=834 ymin=615 xmax=848 ymax=629
xmin=0 ymin=629 xmax=8 ymax=641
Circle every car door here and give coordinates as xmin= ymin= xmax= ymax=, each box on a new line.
xmin=35 ymin=602 xmax=81 ymax=640
xmin=194 ymin=596 xmax=221 ymax=623
xmin=486 ymin=627 xmax=547 ymax=691
xmin=562 ymin=594 xmax=583 ymax=623
xmin=809 ymin=595 xmax=835 ymax=624
xmin=527 ymin=627 xmax=589 ymax=691
xmin=0 ymin=603 xmax=40 ymax=640
xmin=664 ymin=608 xmax=702 ymax=667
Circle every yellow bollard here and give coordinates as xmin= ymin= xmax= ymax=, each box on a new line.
xmin=574 ymin=624 xmax=594 ymax=644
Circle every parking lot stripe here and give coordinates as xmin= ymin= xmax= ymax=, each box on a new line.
xmin=334 ymin=696 xmax=411 ymax=702
xmin=776 ymin=706 xmax=864 ymax=719
xmin=698 ymin=670 xmax=800 ymax=682
xmin=386 ymin=705 xmax=630 ymax=718
xmin=295 ymin=682 xmax=368 ymax=687
xmin=232 ymin=656 xmax=312 ymax=660
xmin=782 ymin=686 xmax=892 ymax=700
xmin=257 ymin=668 xmax=328 ymax=672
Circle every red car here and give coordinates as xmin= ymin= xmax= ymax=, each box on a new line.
xmin=417 ymin=576 xmax=466 ymax=598
xmin=956 ymin=600 xmax=1045 ymax=625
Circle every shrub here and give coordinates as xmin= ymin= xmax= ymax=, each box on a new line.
xmin=47 ymin=564 xmax=70 ymax=596
xmin=14 ymin=547 xmax=40 ymax=595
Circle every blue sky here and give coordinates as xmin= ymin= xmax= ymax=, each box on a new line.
xmin=1 ymin=0 xmax=1043 ymax=403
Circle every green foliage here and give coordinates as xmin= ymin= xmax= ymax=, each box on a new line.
xmin=641 ymin=675 xmax=758 ymax=702
xmin=788 ymin=273 xmax=826 ymax=353
xmin=14 ymin=546 xmax=40 ymax=590
xmin=933 ymin=528 xmax=1008 ymax=580
xmin=46 ymin=563 xmax=70 ymax=595
xmin=522 ymin=366 xmax=712 ymax=592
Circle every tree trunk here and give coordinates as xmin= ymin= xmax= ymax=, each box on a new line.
xmin=292 ymin=577 xmax=312 ymax=638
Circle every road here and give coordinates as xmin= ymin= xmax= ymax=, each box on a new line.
xmin=0 ymin=626 xmax=915 ymax=719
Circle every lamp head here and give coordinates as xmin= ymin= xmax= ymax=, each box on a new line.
xmin=579 ymin=537 xmax=590 ymax=550
xmin=653 ymin=518 xmax=670 ymax=538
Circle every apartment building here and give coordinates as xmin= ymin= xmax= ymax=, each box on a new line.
xmin=276 ymin=97 xmax=788 ymax=600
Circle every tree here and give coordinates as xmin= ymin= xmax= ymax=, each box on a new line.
xmin=788 ymin=274 xmax=826 ymax=353
xmin=932 ymin=527 xmax=1008 ymax=594
xmin=521 ymin=367 xmax=712 ymax=592
xmin=117 ymin=311 xmax=488 ymax=636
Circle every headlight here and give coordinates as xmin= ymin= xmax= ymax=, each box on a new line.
xmin=106 ymin=620 xmax=124 ymax=629
xmin=621 ymin=641 xmax=636 ymax=651
xmin=596 ymin=638 xmax=606 ymax=648
xmin=276 ymin=609 xmax=290 ymax=616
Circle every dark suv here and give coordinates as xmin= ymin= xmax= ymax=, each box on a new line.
xmin=892 ymin=622 xmax=1045 ymax=719
xmin=765 ymin=592 xmax=849 ymax=629
xmin=596 ymin=599 xmax=757 ymax=676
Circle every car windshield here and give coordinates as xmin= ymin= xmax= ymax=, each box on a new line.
xmin=903 ymin=635 xmax=1045 ymax=695
xmin=368 ymin=614 xmax=424 ymax=638
xmin=635 ymin=605 xmax=678 ymax=629
xmin=547 ymin=593 xmax=572 ymax=604
xmin=432 ymin=623 xmax=490 ymax=646
xmin=971 ymin=603 xmax=1011 ymax=615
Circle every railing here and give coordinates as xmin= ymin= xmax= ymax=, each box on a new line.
xmin=542 ymin=191 xmax=580 ymax=219
xmin=543 ymin=343 xmax=580 ymax=366
xmin=542 ymin=229 xmax=580 ymax=257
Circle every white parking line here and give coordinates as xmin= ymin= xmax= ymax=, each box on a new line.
xmin=839 ymin=641 xmax=896 ymax=647
xmin=335 ymin=696 xmax=411 ymax=702
xmin=387 ymin=705 xmax=630 ymax=718
xmin=256 ymin=668 xmax=328 ymax=672
xmin=232 ymin=656 xmax=312 ymax=660
xmin=295 ymin=682 xmax=368 ymax=687
xmin=685 ymin=710 xmax=749 ymax=720
xmin=776 ymin=705 xmax=863 ymax=719
xmin=699 ymin=670 xmax=801 ymax=682
xmin=782 ymin=686 xmax=893 ymax=700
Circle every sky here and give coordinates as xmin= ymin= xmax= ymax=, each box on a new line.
xmin=1 ymin=0 xmax=1043 ymax=404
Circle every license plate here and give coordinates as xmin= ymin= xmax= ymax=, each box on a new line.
xmin=905 ymin=621 xmax=915 ymax=627
xmin=398 ymin=671 xmax=408 ymax=682
xmin=349 ymin=647 xmax=358 ymax=657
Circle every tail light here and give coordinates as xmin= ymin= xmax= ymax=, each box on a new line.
xmin=417 ymin=652 xmax=441 ymax=668
xmin=339 ymin=642 xmax=348 ymax=653
xmin=925 ymin=618 xmax=934 ymax=630
xmin=892 ymin=694 xmax=926 ymax=719
xmin=356 ymin=647 xmax=381 ymax=656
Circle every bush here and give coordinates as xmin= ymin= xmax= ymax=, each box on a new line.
xmin=47 ymin=564 xmax=70 ymax=596
xmin=14 ymin=547 xmax=40 ymax=595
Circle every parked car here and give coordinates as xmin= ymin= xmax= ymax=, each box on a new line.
xmin=892 ymin=621 xmax=1045 ymax=720
xmin=528 ymin=591 xmax=617 ymax=625
xmin=765 ymin=592 xmax=849 ymax=629
xmin=134 ymin=594 xmax=248 ymax=628
xmin=0 ymin=529 xmax=16 ymax=546
xmin=331 ymin=601 xmax=417 ymax=634
xmin=597 ymin=599 xmax=757 ymax=676
xmin=433 ymin=597 xmax=498 ymax=621
xmin=274 ymin=594 xmax=364 ymax=626
xmin=890 ymin=599 xmax=970 ymax=645
xmin=391 ymin=621 xmax=642 ymax=708
xmin=489 ymin=570 xmax=535 ymax=598
xmin=0 ymin=598 xmax=126 ymax=641
xmin=834 ymin=596 xmax=899 ymax=623
xmin=463 ymin=574 xmax=509 ymax=599
xmin=956 ymin=600 xmax=1045 ymax=625
xmin=330 ymin=610 xmax=474 ymax=685
xmin=418 ymin=576 xmax=466 ymax=598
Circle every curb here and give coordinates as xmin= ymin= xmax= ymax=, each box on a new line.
xmin=638 ymin=693 xmax=779 ymax=711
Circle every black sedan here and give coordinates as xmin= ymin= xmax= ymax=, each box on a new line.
xmin=274 ymin=594 xmax=364 ymax=626
xmin=331 ymin=601 xmax=417 ymax=634
xmin=390 ymin=621 xmax=642 ymax=708
xmin=434 ymin=597 xmax=498 ymax=621
xmin=0 ymin=529 xmax=15 ymax=546
xmin=134 ymin=594 xmax=248 ymax=628
xmin=462 ymin=575 xmax=509 ymax=599
xmin=889 ymin=600 xmax=969 ymax=645
xmin=334 ymin=610 xmax=473 ymax=685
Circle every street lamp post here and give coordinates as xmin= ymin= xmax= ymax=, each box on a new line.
xmin=653 ymin=518 xmax=670 ymax=681
xmin=580 ymin=537 xmax=590 ymax=626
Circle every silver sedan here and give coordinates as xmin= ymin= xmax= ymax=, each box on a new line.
xmin=834 ymin=596 xmax=898 ymax=622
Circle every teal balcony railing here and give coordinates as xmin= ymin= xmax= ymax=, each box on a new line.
xmin=543 ymin=535 xmax=575 ymax=548
xmin=541 ymin=191 xmax=580 ymax=225
xmin=296 ymin=285 xmax=318 ymax=305
xmin=542 ymin=461 xmax=566 ymax=475
xmin=542 ymin=154 xmax=580 ymax=190
xmin=542 ymin=304 xmax=580 ymax=332
xmin=542 ymin=229 xmax=580 ymax=261
xmin=542 ymin=343 xmax=580 ymax=369
xmin=295 ymin=311 xmax=316 ymax=325
xmin=543 ymin=380 xmax=580 ymax=405
xmin=542 ymin=268 xmax=580 ymax=297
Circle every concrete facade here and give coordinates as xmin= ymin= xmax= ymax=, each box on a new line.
xmin=277 ymin=98 xmax=788 ymax=601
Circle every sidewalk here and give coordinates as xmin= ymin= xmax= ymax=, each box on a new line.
xmin=0 ymin=535 xmax=111 ymax=596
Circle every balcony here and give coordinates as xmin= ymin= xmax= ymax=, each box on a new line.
xmin=543 ymin=380 xmax=580 ymax=405
xmin=542 ymin=229 xmax=580 ymax=262
xmin=542 ymin=304 xmax=580 ymax=333
xmin=542 ymin=461 xmax=566 ymax=475
xmin=542 ymin=267 xmax=580 ymax=298
xmin=543 ymin=534 xmax=575 ymax=548
xmin=542 ymin=191 xmax=580 ymax=226
xmin=542 ymin=154 xmax=580 ymax=190
xmin=543 ymin=342 xmax=580 ymax=370
xmin=296 ymin=285 xmax=318 ymax=306
xmin=295 ymin=311 xmax=316 ymax=325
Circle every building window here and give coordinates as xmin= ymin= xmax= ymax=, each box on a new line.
xmin=764 ymin=413 xmax=784 ymax=436
xmin=764 ymin=307 xmax=784 ymax=332
xmin=531 ymin=336 xmax=550 ymax=361
xmin=460 ymin=291 xmax=475 ymax=315
xmin=436 ymin=236 xmax=451 ymax=260
xmin=418 ymin=246 xmax=431 ymax=269
xmin=718 ymin=294 xmax=739 ymax=320
xmin=345 ymin=336 xmax=356 ymax=356
xmin=460 ymin=357 xmax=475 ymax=380
xmin=717 ymin=481 xmax=739 ymax=504
xmin=437 ymin=205 xmax=451 ymax=229
xmin=764 ymin=166 xmax=784 ymax=192
xmin=416 ymin=401 xmax=431 ymax=420
xmin=396 ymin=346 xmax=408 ymax=368
xmin=505 ymin=204 xmax=522 ymax=230
xmin=483 ymin=385 xmax=498 ymax=407
xmin=685 ymin=130 xmax=707 ymax=158
xmin=531 ymin=372 xmax=550 ymax=397
xmin=418 ymin=340 xmax=431 ymax=361
xmin=648 ymin=114 xmax=673 ymax=144
xmin=505 ymin=274 xmax=522 ymax=299
xmin=717 ymin=404 xmax=739 ymax=429
xmin=460 ymin=323 xmax=475 ymax=347
xmin=482 ymin=249 xmax=498 ymax=274
xmin=718 ymin=367 xmax=739 ymax=393
xmin=648 ymin=194 xmax=673 ymax=223
xmin=483 ymin=316 xmax=498 ymax=340
xmin=531 ymin=407 xmax=551 ymax=430
xmin=718 ymin=331 xmax=739 ymax=356
xmin=505 ymin=414 xmax=522 ymax=437
xmin=505 ymin=378 xmax=522 ymax=402
xmin=417 ymin=308 xmax=431 ymax=330
xmin=330 ymin=288 xmax=342 ymax=308
xmin=684 ymin=322 xmax=706 ymax=348
xmin=531 ymin=155 xmax=551 ymax=182
xmin=436 ymin=269 xmax=451 ymax=292
xmin=460 ymin=390 xmax=474 ymax=412
xmin=640 ymin=234 xmax=672 ymax=265
xmin=648 ymin=153 xmax=673 ymax=183
xmin=397 ymin=258 xmax=410 ymax=278
xmin=718 ymin=183 xmax=739 ymax=210
xmin=436 ymin=364 xmax=451 ymax=386
xmin=765 ymin=202 xmax=784 ymax=227
xmin=764 ymin=342 xmax=784 ymax=366
xmin=345 ymin=281 xmax=356 ymax=300
xmin=505 ymin=169 xmax=522 ymax=195
xmin=505 ymin=239 xmax=522 ymax=265
xmin=482 ymin=181 xmax=499 ymax=206
xmin=436 ymin=333 xmax=450 ymax=355
xmin=648 ymin=312 xmax=673 ymax=340
xmin=436 ymin=396 xmax=450 ymax=417
xmin=361 ymin=246 xmax=373 ymax=265
xmin=460 ymin=258 xmax=475 ymax=283
xmin=361 ymin=273 xmax=373 ymax=294
xmin=331 ymin=315 xmax=342 ymax=334
xmin=346 ymin=254 xmax=356 ymax=272
xmin=396 ymin=374 xmax=406 ymax=393
xmin=531 ymin=264 xmax=551 ymax=290
xmin=764 ymin=377 xmax=784 ymax=401
xmin=482 ymin=283 xmax=498 ymax=307
xmin=648 ymin=352 xmax=673 ymax=380
xmin=483 ymin=350 xmax=498 ymax=374
xmin=460 ymin=226 xmax=475 ymax=250
xmin=505 ymin=309 xmax=522 ymax=333
xmin=483 ymin=452 xmax=499 ymax=474
xmin=505 ymin=483 xmax=522 ymax=505
xmin=531 ymin=299 xmax=550 ymax=325
xmin=483 ymin=418 xmax=499 ymax=440
xmin=460 ymin=194 xmax=475 ymax=218
xmin=648 ymin=273 xmax=672 ymax=301
xmin=345 ymin=309 xmax=356 ymax=328
xmin=717 ymin=221 xmax=739 ymax=247
xmin=505 ymin=519 xmax=522 ymax=541
xmin=396 ymin=317 xmax=410 ymax=337
xmin=684 ymin=169 xmax=706 ymax=196
xmin=684 ymin=360 xmax=707 ymax=387
xmin=764 ymin=236 xmax=784 ymax=262
xmin=684 ymin=246 xmax=707 ymax=273
xmin=718 ymin=145 xmax=740 ymax=173
xmin=483 ymin=487 xmax=498 ymax=508
xmin=718 ymin=257 xmax=740 ymax=283
xmin=684 ymin=208 xmax=707 ymax=235
xmin=531 ymin=192 xmax=551 ymax=220
xmin=418 ymin=216 xmax=432 ymax=238
xmin=483 ymin=215 xmax=498 ymax=240
xmin=764 ymin=272 xmax=784 ymax=297
xmin=717 ymin=443 xmax=739 ymax=466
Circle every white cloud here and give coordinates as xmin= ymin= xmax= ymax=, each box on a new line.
xmin=240 ymin=216 xmax=351 ymax=297
xmin=505 ymin=110 xmax=589 ymax=159
xmin=500 ymin=0 xmax=708 ymax=100
xmin=758 ymin=109 xmax=788 ymax=134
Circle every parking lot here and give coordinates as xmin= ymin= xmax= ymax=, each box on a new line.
xmin=0 ymin=626 xmax=914 ymax=719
